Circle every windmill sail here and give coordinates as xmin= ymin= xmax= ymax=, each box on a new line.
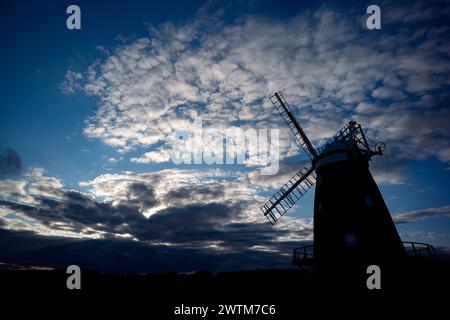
xmin=260 ymin=166 xmax=316 ymax=224
xmin=270 ymin=92 xmax=318 ymax=160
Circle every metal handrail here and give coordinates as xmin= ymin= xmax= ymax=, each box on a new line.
xmin=402 ymin=241 xmax=436 ymax=258
xmin=292 ymin=242 xmax=436 ymax=264
xmin=293 ymin=245 xmax=314 ymax=261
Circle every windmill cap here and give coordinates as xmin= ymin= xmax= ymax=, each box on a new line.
xmin=314 ymin=137 xmax=367 ymax=169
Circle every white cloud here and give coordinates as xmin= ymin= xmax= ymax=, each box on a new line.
xmin=60 ymin=70 xmax=83 ymax=94
xmin=0 ymin=179 xmax=26 ymax=199
xmin=393 ymin=205 xmax=450 ymax=223
xmin=371 ymin=87 xmax=406 ymax=100
xmin=79 ymin=168 xmax=263 ymax=218
xmin=130 ymin=149 xmax=171 ymax=164
xmin=0 ymin=168 xmax=65 ymax=204
xmin=0 ymin=168 xmax=108 ymax=239
xmin=63 ymin=2 xmax=450 ymax=167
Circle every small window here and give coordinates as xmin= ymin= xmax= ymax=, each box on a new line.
xmin=344 ymin=233 xmax=357 ymax=246
xmin=364 ymin=196 xmax=374 ymax=206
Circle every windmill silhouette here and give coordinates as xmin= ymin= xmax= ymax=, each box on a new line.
xmin=260 ymin=92 xmax=409 ymax=272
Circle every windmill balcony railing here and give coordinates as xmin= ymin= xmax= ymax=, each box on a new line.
xmin=292 ymin=245 xmax=314 ymax=265
xmin=292 ymin=242 xmax=436 ymax=266
xmin=402 ymin=241 xmax=436 ymax=258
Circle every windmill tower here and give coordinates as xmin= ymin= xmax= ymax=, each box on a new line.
xmin=261 ymin=92 xmax=406 ymax=273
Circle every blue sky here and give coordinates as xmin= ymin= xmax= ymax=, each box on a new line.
xmin=0 ymin=0 xmax=449 ymax=272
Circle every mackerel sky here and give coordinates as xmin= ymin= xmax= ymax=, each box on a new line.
xmin=0 ymin=0 xmax=449 ymax=271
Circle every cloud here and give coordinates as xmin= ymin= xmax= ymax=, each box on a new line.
xmin=358 ymin=108 xmax=450 ymax=162
xmin=130 ymin=148 xmax=171 ymax=163
xmin=383 ymin=0 xmax=450 ymax=24
xmin=400 ymin=230 xmax=449 ymax=243
xmin=0 ymin=228 xmax=298 ymax=272
xmin=0 ymin=167 xmax=312 ymax=262
xmin=393 ymin=205 xmax=450 ymax=224
xmin=371 ymin=87 xmax=406 ymax=100
xmin=0 ymin=148 xmax=21 ymax=178
xmin=63 ymin=0 xmax=450 ymax=167
xmin=59 ymin=70 xmax=83 ymax=94
xmin=0 ymin=180 xmax=26 ymax=198
xmin=249 ymin=161 xmax=309 ymax=189
xmin=370 ymin=155 xmax=407 ymax=185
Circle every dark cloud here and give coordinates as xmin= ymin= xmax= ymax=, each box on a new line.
xmin=63 ymin=0 xmax=450 ymax=166
xmin=249 ymin=161 xmax=309 ymax=189
xmin=0 ymin=190 xmax=144 ymax=236
xmin=0 ymin=194 xmax=295 ymax=253
xmin=0 ymin=173 xmax=303 ymax=264
xmin=0 ymin=148 xmax=21 ymax=178
xmin=0 ymin=226 xmax=302 ymax=273
xmin=126 ymin=183 xmax=159 ymax=211
xmin=134 ymin=202 xmax=295 ymax=250
xmin=164 ymin=185 xmax=225 ymax=202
